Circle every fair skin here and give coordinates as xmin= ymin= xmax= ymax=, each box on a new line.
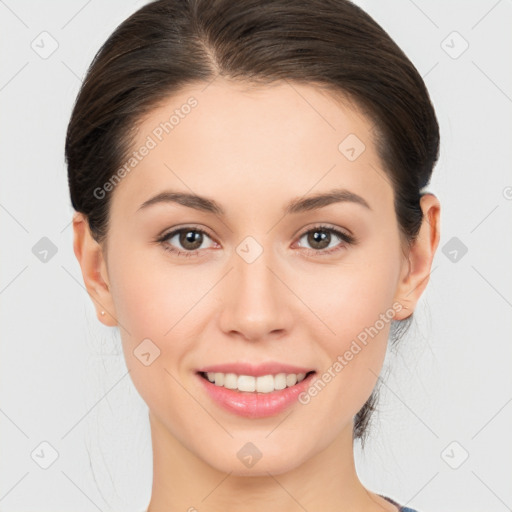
xmin=73 ymin=79 xmax=440 ymax=512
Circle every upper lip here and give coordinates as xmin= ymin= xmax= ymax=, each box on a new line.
xmin=196 ymin=362 xmax=315 ymax=377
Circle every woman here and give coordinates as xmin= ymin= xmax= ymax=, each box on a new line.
xmin=67 ymin=0 xmax=440 ymax=510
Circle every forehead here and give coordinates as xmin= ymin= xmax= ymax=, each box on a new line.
xmin=109 ymin=78 xmax=390 ymax=217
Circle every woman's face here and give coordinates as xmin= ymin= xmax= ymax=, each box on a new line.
xmin=96 ymin=79 xmax=412 ymax=475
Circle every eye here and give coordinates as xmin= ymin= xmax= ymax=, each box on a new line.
xmin=157 ymin=227 xmax=217 ymax=257
xmin=295 ymin=224 xmax=355 ymax=256
xmin=156 ymin=224 xmax=356 ymax=259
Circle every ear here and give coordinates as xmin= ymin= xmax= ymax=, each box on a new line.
xmin=393 ymin=193 xmax=441 ymax=320
xmin=72 ymin=212 xmax=118 ymax=326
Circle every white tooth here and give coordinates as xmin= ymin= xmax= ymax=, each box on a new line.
xmin=286 ymin=374 xmax=297 ymax=387
xmin=209 ymin=372 xmax=307 ymax=391
xmin=274 ymin=373 xmax=287 ymax=390
xmin=256 ymin=374 xmax=275 ymax=393
xmin=214 ymin=372 xmax=224 ymax=386
xmin=238 ymin=375 xmax=256 ymax=392
xmin=224 ymin=373 xmax=238 ymax=389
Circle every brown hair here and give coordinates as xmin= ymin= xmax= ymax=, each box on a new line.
xmin=65 ymin=0 xmax=439 ymax=446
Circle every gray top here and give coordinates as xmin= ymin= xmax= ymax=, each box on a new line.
xmin=381 ymin=494 xmax=420 ymax=512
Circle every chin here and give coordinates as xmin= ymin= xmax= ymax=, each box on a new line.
xmin=197 ymin=437 xmax=311 ymax=477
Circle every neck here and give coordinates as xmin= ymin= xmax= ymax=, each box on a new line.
xmin=146 ymin=412 xmax=397 ymax=512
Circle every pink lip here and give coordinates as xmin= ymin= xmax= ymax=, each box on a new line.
xmin=196 ymin=368 xmax=316 ymax=419
xmin=196 ymin=362 xmax=314 ymax=377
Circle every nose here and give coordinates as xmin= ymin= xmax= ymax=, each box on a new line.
xmin=218 ymin=244 xmax=293 ymax=342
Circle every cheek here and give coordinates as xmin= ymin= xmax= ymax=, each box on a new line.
xmin=107 ymin=245 xmax=220 ymax=400
xmin=294 ymin=283 xmax=398 ymax=436
xmin=294 ymin=237 xmax=402 ymax=411
xmin=305 ymin=246 xmax=401 ymax=351
xmin=107 ymin=248 xmax=205 ymax=430
xmin=108 ymin=243 xmax=214 ymax=340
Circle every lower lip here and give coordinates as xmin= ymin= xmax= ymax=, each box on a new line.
xmin=197 ymin=372 xmax=316 ymax=419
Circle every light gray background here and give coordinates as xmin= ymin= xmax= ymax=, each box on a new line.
xmin=1 ymin=1 xmax=511 ymax=511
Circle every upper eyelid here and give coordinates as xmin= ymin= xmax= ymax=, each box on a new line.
xmin=297 ymin=224 xmax=353 ymax=239
xmin=160 ymin=224 xmax=346 ymax=237
xmin=159 ymin=224 xmax=215 ymax=240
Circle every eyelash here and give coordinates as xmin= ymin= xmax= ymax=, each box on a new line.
xmin=156 ymin=224 xmax=356 ymax=259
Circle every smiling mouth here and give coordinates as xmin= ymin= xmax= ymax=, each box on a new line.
xmin=198 ymin=370 xmax=316 ymax=393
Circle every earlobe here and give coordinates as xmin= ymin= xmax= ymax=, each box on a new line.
xmin=72 ymin=212 xmax=118 ymax=327
xmin=393 ymin=193 xmax=441 ymax=319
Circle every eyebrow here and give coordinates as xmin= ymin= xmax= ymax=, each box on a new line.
xmin=137 ymin=187 xmax=371 ymax=216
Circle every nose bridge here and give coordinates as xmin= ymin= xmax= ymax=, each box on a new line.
xmin=219 ymin=235 xmax=290 ymax=340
